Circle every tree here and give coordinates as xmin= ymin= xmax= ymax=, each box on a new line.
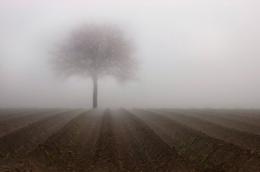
xmin=53 ymin=24 xmax=136 ymax=108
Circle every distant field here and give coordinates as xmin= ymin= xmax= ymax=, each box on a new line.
xmin=0 ymin=109 xmax=260 ymax=172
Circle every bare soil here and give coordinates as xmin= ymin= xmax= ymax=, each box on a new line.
xmin=0 ymin=109 xmax=260 ymax=172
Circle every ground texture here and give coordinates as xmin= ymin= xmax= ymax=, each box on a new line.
xmin=0 ymin=109 xmax=260 ymax=172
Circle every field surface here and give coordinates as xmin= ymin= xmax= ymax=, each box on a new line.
xmin=0 ymin=109 xmax=260 ymax=172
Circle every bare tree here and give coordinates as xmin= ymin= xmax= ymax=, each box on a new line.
xmin=53 ymin=24 xmax=136 ymax=108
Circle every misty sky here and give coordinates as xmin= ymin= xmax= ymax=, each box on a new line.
xmin=1 ymin=0 xmax=260 ymax=108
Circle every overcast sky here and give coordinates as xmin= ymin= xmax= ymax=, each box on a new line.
xmin=0 ymin=0 xmax=260 ymax=108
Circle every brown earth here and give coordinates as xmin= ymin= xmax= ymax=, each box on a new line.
xmin=0 ymin=109 xmax=260 ymax=172
xmin=150 ymin=109 xmax=260 ymax=153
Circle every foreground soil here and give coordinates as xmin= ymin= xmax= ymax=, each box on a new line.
xmin=0 ymin=109 xmax=260 ymax=172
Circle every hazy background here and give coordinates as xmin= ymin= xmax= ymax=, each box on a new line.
xmin=0 ymin=0 xmax=260 ymax=108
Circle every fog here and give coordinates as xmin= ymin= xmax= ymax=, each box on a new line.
xmin=1 ymin=0 xmax=260 ymax=108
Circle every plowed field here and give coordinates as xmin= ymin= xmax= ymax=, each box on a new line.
xmin=0 ymin=109 xmax=260 ymax=172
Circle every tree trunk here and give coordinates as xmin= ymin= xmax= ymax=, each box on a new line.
xmin=92 ymin=76 xmax=98 ymax=108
